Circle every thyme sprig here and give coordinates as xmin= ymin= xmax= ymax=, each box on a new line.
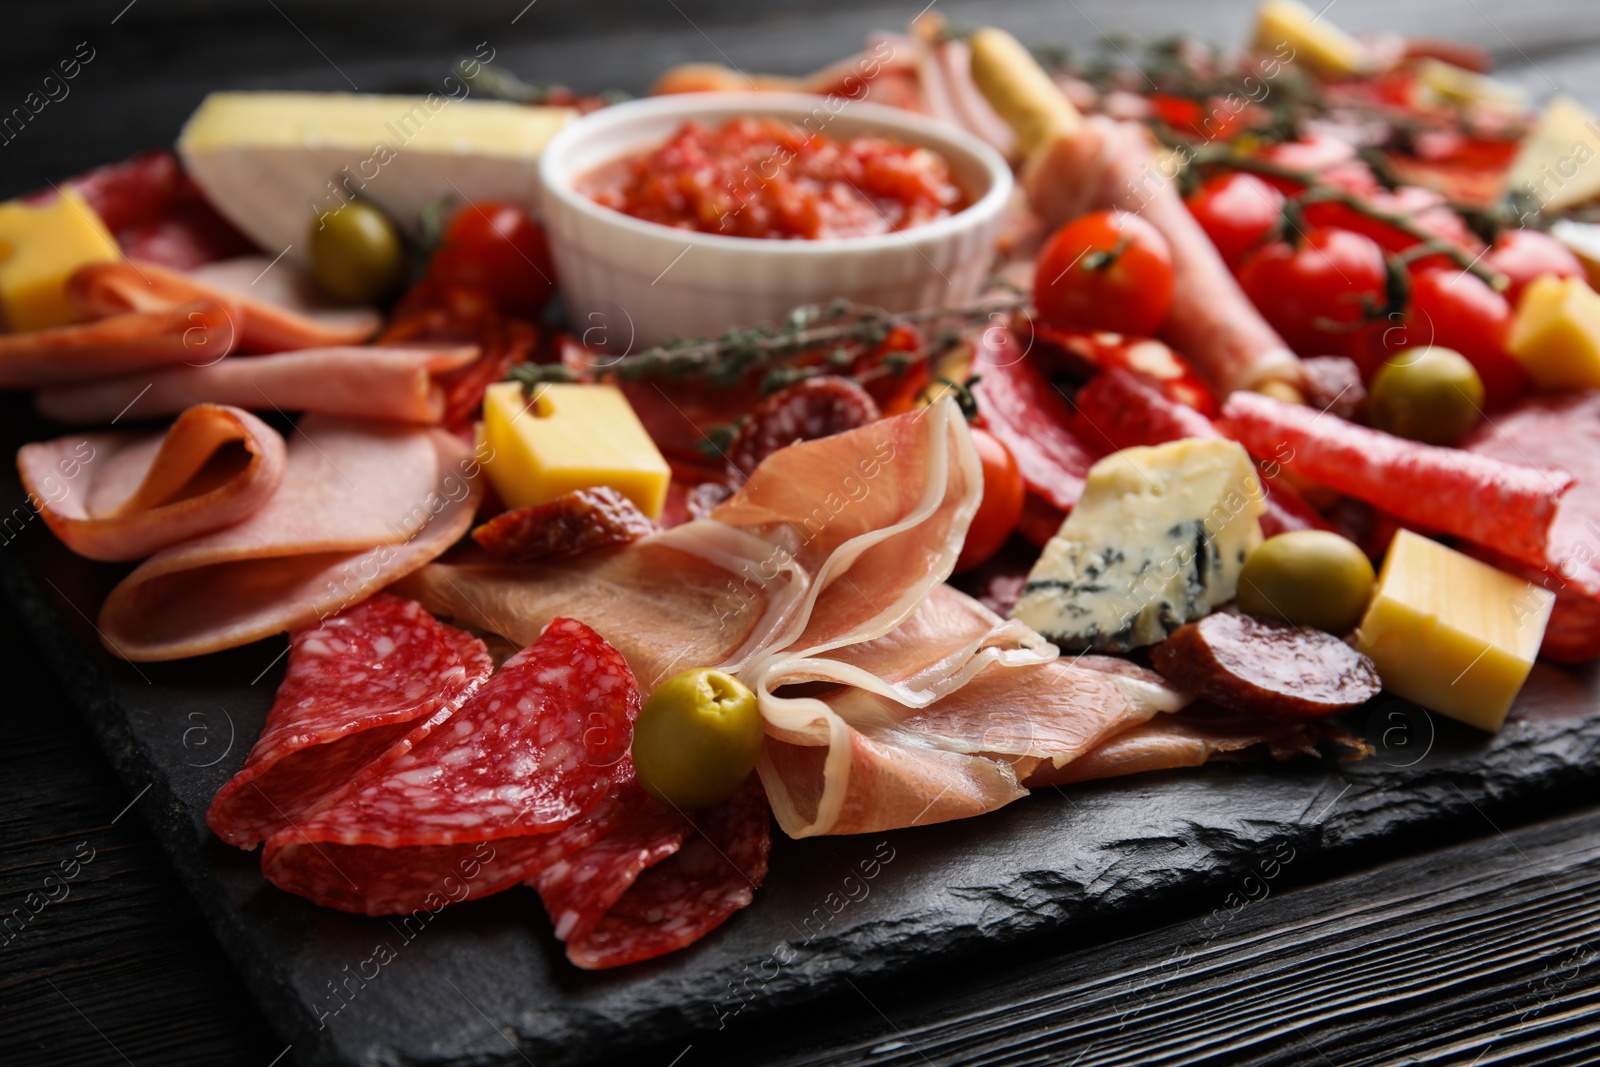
xmin=508 ymin=295 xmax=1026 ymax=393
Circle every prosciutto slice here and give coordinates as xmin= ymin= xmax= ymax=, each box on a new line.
xmin=17 ymin=403 xmax=285 ymax=562
xmin=97 ymin=415 xmax=480 ymax=661
xmin=0 ymin=303 xmax=236 ymax=388
xmin=69 ymin=257 xmax=380 ymax=352
xmin=1023 ymin=117 xmax=1302 ymax=394
xmin=407 ymin=402 xmax=1192 ymax=839
xmin=36 ymin=344 xmax=480 ymax=426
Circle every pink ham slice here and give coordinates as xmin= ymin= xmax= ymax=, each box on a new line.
xmin=17 ymin=403 xmax=285 ymax=562
xmin=206 ymin=595 xmax=494 ymax=849
xmin=69 ymin=257 xmax=380 ymax=353
xmin=0 ymin=303 xmax=236 ymax=388
xmin=97 ymin=415 xmax=480 ymax=661
xmin=36 ymin=344 xmax=480 ymax=425
xmin=1023 ymin=116 xmax=1301 ymax=394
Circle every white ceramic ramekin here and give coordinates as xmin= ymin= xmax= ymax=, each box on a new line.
xmin=537 ymin=92 xmax=1014 ymax=349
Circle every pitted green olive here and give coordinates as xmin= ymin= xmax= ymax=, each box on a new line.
xmin=1236 ymin=530 xmax=1377 ymax=635
xmin=631 ymin=668 xmax=762 ymax=810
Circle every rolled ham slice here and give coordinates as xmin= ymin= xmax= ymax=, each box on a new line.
xmin=69 ymin=257 xmax=380 ymax=353
xmin=98 ymin=415 xmax=480 ymax=661
xmin=1023 ymin=116 xmax=1302 ymax=395
xmin=17 ymin=403 xmax=284 ymax=562
xmin=36 ymin=344 xmax=480 ymax=426
xmin=0 ymin=303 xmax=236 ymax=388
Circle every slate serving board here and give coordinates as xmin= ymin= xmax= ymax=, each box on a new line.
xmin=4 ymin=501 xmax=1599 ymax=1067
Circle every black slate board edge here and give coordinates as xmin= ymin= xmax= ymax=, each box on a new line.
xmin=0 ymin=558 xmax=335 ymax=1064
xmin=7 ymin=548 xmax=1600 ymax=1067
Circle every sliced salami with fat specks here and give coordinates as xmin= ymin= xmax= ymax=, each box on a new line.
xmin=261 ymin=617 xmax=637 ymax=914
xmin=207 ymin=595 xmax=493 ymax=849
xmin=535 ymin=773 xmax=771 ymax=970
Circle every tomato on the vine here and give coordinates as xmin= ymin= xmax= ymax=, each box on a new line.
xmin=1396 ymin=267 xmax=1524 ymax=403
xmin=1485 ymin=229 xmax=1584 ymax=306
xmin=1034 ymin=211 xmax=1174 ymax=336
xmin=955 ymin=427 xmax=1025 ymax=573
xmin=427 ymin=202 xmax=557 ymax=319
xmin=1186 ymin=172 xmax=1284 ymax=270
xmin=1237 ymin=227 xmax=1387 ymax=358
xmin=1302 ymin=185 xmax=1478 ymax=270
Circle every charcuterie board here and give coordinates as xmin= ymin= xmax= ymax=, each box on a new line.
xmin=5 ymin=466 xmax=1596 ymax=1066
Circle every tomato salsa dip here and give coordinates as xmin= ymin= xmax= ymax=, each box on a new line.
xmin=577 ymin=116 xmax=970 ymax=240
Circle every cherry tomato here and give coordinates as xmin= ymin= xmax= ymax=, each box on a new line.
xmin=426 ymin=202 xmax=557 ymax=319
xmin=955 ymin=427 xmax=1025 ymax=573
xmin=1401 ymin=267 xmax=1525 ymax=403
xmin=1237 ymin=228 xmax=1387 ymax=358
xmin=1034 ymin=211 xmax=1174 ymax=336
xmin=1186 ymin=172 xmax=1284 ymax=270
xmin=1485 ymin=229 xmax=1584 ymax=306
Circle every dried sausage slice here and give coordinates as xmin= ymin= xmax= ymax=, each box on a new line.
xmin=206 ymin=595 xmax=493 ymax=849
xmin=1152 ymin=613 xmax=1380 ymax=719
xmin=260 ymin=617 xmax=637 ymax=914
xmin=472 ymin=486 xmax=656 ymax=562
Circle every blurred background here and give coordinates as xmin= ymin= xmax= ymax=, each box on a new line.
xmin=2 ymin=0 xmax=1597 ymax=197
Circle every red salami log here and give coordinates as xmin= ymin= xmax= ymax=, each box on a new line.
xmin=207 ymin=596 xmax=493 ymax=849
xmin=260 ymin=617 xmax=637 ymax=914
xmin=1220 ymin=390 xmax=1571 ymax=568
xmin=535 ymin=773 xmax=771 ymax=970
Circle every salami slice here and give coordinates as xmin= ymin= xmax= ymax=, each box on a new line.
xmin=261 ymin=617 xmax=637 ymax=914
xmin=472 ymin=486 xmax=656 ymax=562
xmin=535 ymin=773 xmax=771 ymax=970
xmin=971 ymin=341 xmax=1095 ymax=512
xmin=1220 ymin=390 xmax=1571 ymax=568
xmin=207 ymin=595 xmax=493 ymax=849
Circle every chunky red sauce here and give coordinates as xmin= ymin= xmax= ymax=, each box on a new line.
xmin=579 ymin=117 xmax=969 ymax=240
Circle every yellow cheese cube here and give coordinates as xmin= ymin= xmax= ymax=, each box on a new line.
xmin=1506 ymin=96 xmax=1600 ymax=213
xmin=1355 ymin=530 xmax=1554 ymax=732
xmin=0 ymin=187 xmax=122 ymax=332
xmin=1414 ymin=59 xmax=1528 ymax=110
xmin=1507 ymin=275 xmax=1600 ymax=390
xmin=1252 ymin=0 xmax=1371 ymax=77
xmin=481 ymin=382 xmax=670 ymax=519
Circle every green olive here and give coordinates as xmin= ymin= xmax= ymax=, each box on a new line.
xmin=1368 ymin=346 xmax=1484 ymax=445
xmin=631 ymin=668 xmax=763 ymax=811
xmin=1236 ymin=530 xmax=1377 ymax=635
xmin=308 ymin=201 xmax=404 ymax=305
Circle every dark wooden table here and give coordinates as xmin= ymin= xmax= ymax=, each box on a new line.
xmin=3 ymin=2 xmax=1600 ymax=1064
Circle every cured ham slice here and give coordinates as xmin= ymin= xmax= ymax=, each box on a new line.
xmin=261 ymin=618 xmax=636 ymax=914
xmin=408 ymin=402 xmax=1190 ymax=840
xmin=206 ymin=595 xmax=494 ymax=848
xmin=97 ymin=415 xmax=480 ymax=661
xmin=17 ymin=403 xmax=284 ymax=562
xmin=69 ymin=257 xmax=380 ymax=353
xmin=36 ymin=344 xmax=480 ymax=426
xmin=0 ymin=303 xmax=236 ymax=388
xmin=1036 ymin=707 xmax=1364 ymax=786
xmin=1022 ymin=116 xmax=1302 ymax=394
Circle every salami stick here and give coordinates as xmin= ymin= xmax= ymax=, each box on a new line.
xmin=1221 ymin=390 xmax=1571 ymax=567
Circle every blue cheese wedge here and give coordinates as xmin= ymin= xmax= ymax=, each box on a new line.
xmin=1011 ymin=439 xmax=1266 ymax=651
